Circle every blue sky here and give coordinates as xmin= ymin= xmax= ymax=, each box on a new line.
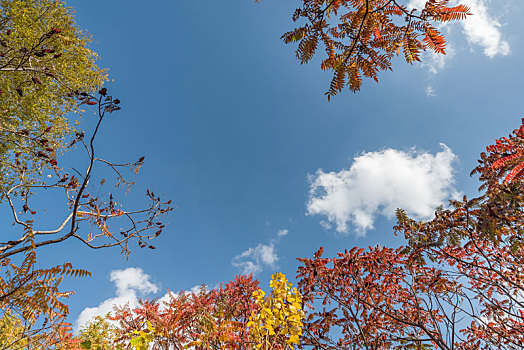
xmin=20 ymin=0 xmax=524 ymax=328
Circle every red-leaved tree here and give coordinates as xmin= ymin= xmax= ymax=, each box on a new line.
xmin=256 ymin=0 xmax=470 ymax=98
xmin=297 ymin=119 xmax=524 ymax=349
xmin=111 ymin=275 xmax=260 ymax=349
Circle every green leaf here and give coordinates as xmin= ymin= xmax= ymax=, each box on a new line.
xmin=80 ymin=340 xmax=92 ymax=349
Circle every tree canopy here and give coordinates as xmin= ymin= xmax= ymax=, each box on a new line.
xmin=0 ymin=0 xmax=106 ymax=186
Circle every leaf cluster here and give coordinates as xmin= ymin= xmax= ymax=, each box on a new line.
xmin=257 ymin=0 xmax=469 ymax=98
xmin=248 ymin=272 xmax=304 ymax=349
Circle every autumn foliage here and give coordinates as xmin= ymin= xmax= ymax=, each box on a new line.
xmin=295 ymin=119 xmax=524 ymax=349
xmin=297 ymin=233 xmax=524 ymax=349
xmin=111 ymin=275 xmax=260 ymax=350
xmin=67 ymin=119 xmax=524 ymax=350
xmin=247 ymin=273 xmax=304 ymax=349
xmin=89 ymin=273 xmax=302 ymax=350
xmin=473 ymin=118 xmax=524 ymax=189
xmin=0 ymin=1 xmax=172 ymax=345
xmin=257 ymin=0 xmax=470 ymax=98
xmin=2 ymin=1 xmax=523 ymax=350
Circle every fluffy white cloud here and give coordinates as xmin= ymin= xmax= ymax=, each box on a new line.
xmin=110 ymin=267 xmax=158 ymax=296
xmin=75 ymin=268 xmax=158 ymax=331
xmin=232 ymin=243 xmax=278 ymax=275
xmin=307 ymin=144 xmax=459 ymax=235
xmin=461 ymin=0 xmax=510 ymax=58
xmin=231 ymin=229 xmax=290 ymax=275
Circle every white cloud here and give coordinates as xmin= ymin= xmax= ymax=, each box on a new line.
xmin=307 ymin=144 xmax=459 ymax=235
xmin=232 ymin=229 xmax=290 ymax=275
xmin=411 ymin=0 xmax=509 ymax=59
xmin=110 ymin=267 xmax=158 ymax=296
xmin=461 ymin=0 xmax=510 ymax=58
xmin=408 ymin=0 xmax=428 ymax=9
xmin=75 ymin=268 xmax=159 ymax=331
xmin=277 ymin=229 xmax=289 ymax=237
xmin=232 ymin=243 xmax=278 ymax=275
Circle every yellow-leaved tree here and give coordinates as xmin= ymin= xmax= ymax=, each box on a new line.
xmin=0 ymin=0 xmax=172 ymax=346
xmin=0 ymin=0 xmax=106 ymax=189
xmin=248 ymin=272 xmax=305 ymax=349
